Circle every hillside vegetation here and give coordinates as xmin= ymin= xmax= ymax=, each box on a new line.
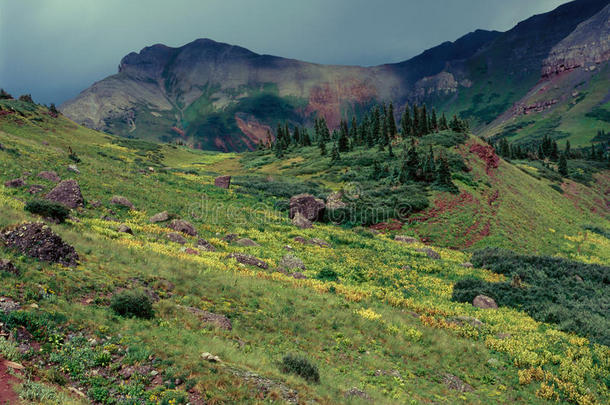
xmin=0 ymin=99 xmax=609 ymax=404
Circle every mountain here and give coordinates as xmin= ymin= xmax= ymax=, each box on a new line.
xmin=2 ymin=97 xmax=609 ymax=404
xmin=61 ymin=0 xmax=610 ymax=152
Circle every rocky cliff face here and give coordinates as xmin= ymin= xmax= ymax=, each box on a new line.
xmin=61 ymin=0 xmax=610 ymax=151
xmin=542 ymin=3 xmax=610 ymax=77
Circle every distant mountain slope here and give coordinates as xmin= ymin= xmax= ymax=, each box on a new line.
xmin=61 ymin=0 xmax=610 ymax=151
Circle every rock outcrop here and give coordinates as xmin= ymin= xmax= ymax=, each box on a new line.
xmin=289 ymin=194 xmax=325 ymax=222
xmin=45 ymin=180 xmax=84 ymax=209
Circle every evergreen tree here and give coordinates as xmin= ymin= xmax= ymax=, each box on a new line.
xmin=388 ymin=142 xmax=394 ymax=158
xmin=330 ymin=142 xmax=340 ymax=163
xmin=350 ymin=116 xmax=358 ymax=145
xmin=412 ymin=104 xmax=420 ymax=137
xmin=387 ymin=102 xmax=397 ymax=139
xmin=430 ymin=108 xmax=438 ymax=132
xmin=550 ymin=141 xmax=559 ymax=161
xmin=435 ymin=153 xmax=454 ymax=189
xmin=420 ymin=104 xmax=429 ymax=135
xmin=301 ymin=127 xmax=311 ymax=146
xmin=318 ymin=137 xmax=327 ymax=156
xmin=405 ymin=138 xmax=420 ymax=180
xmin=565 ymin=140 xmax=571 ymax=159
xmin=401 ymin=104 xmax=412 ymax=137
xmin=49 ymin=103 xmax=59 ymax=116
xmin=439 ymin=113 xmax=448 ymax=130
xmin=293 ymin=126 xmax=300 ymax=145
xmin=338 ymin=120 xmax=350 ymax=152
xmin=558 ymin=152 xmax=568 ymax=176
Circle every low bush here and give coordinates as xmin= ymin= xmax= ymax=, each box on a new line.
xmin=25 ymin=199 xmax=70 ymax=222
xmin=110 ymin=290 xmax=154 ymax=319
xmin=280 ymin=354 xmax=320 ymax=383
xmin=453 ymin=248 xmax=610 ymax=345
xmin=316 ymin=268 xmax=339 ymax=282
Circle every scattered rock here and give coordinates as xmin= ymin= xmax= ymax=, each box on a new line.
xmin=416 ymin=247 xmax=441 ymax=260
xmin=214 ymin=175 xmax=231 ymax=189
xmin=201 ymin=352 xmax=221 ymax=363
xmin=101 ymin=215 xmax=118 ymax=222
xmin=166 ymin=232 xmax=187 ymax=244
xmin=196 ymin=238 xmax=216 ymax=252
xmin=37 ymin=171 xmax=60 ymax=182
xmin=182 ymin=306 xmax=232 ymax=330
xmin=4 ymin=178 xmax=25 ymax=188
xmin=279 ymin=254 xmax=305 ymax=270
xmin=45 ymin=179 xmax=84 ymax=209
xmin=22 ymin=172 xmax=32 ymax=177
xmin=117 ymin=224 xmax=133 ymax=235
xmin=1 ymin=222 xmax=79 ymax=266
xmin=28 ymin=185 xmax=44 ymax=194
xmin=344 ymin=387 xmax=371 ymax=401
xmin=0 ymin=259 xmax=19 ymax=275
xmin=290 ymin=272 xmax=307 ymax=279
xmin=4 ymin=361 xmax=24 ymax=370
xmin=289 ymin=193 xmax=325 ymax=222
xmin=184 ymin=248 xmax=198 ymax=255
xmin=229 ymin=367 xmax=298 ymax=403
xmin=473 ymin=294 xmax=498 ymax=309
xmin=227 ymin=253 xmax=268 ymax=269
xmin=223 ymin=233 xmax=238 ymax=242
xmin=460 ymin=262 xmax=474 ymax=268
xmin=0 ymin=297 xmax=20 ymax=313
xmin=67 ymin=164 xmax=80 ymax=174
xmin=291 ymin=212 xmax=312 ymax=229
xmin=326 ymin=191 xmax=347 ymax=210
xmin=574 ymin=275 xmax=583 ymax=282
xmin=149 ymin=211 xmax=170 ymax=223
xmin=496 ymin=333 xmax=512 ymax=340
xmin=395 ymin=235 xmax=418 ymax=243
xmin=235 ymin=238 xmax=258 ymax=247
xmin=110 ymin=196 xmax=135 ymax=210
xmin=293 ymin=236 xmax=330 ymax=248
xmin=284 ymin=245 xmax=293 ymax=251
xmin=443 ymin=373 xmax=473 ymax=392
xmin=89 ymin=200 xmax=102 ymax=208
xmin=169 ymin=219 xmax=197 ymax=236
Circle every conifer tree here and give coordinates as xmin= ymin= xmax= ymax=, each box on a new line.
xmin=387 ymin=102 xmax=397 ymax=139
xmin=435 ymin=153 xmax=454 ymax=189
xmin=558 ymin=152 xmax=568 ymax=176
xmin=439 ymin=113 xmax=448 ymax=130
xmin=319 ymin=137 xmax=327 ymax=156
xmin=420 ymin=104 xmax=429 ymax=135
xmin=330 ymin=142 xmax=340 ymax=163
xmin=301 ymin=127 xmax=311 ymax=146
xmin=565 ymin=140 xmax=571 ymax=159
xmin=350 ymin=116 xmax=358 ymax=144
xmin=401 ymin=104 xmax=412 ymax=137
xmin=338 ymin=120 xmax=350 ymax=152
xmin=430 ymin=108 xmax=438 ymax=132
xmin=412 ymin=104 xmax=420 ymax=137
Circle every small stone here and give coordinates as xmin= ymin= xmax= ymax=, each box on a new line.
xmin=0 ymin=259 xmax=19 ymax=275
xmin=395 ymin=235 xmax=418 ymax=243
xmin=290 ymin=272 xmax=307 ymax=279
xmin=67 ymin=164 xmax=80 ymax=174
xmin=110 ymin=196 xmax=135 ymax=210
xmin=184 ymin=248 xmax=199 ymax=255
xmin=0 ymin=297 xmax=21 ymax=313
xmin=150 ymin=211 xmax=170 ymax=223
xmin=4 ymin=361 xmax=24 ymax=370
xmin=574 ymin=275 xmax=583 ymax=282
xmin=37 ymin=171 xmax=60 ymax=182
xmin=309 ymin=238 xmax=330 ymax=248
xmin=223 ymin=233 xmax=238 ymax=242
xmin=344 ymin=387 xmax=370 ymax=401
xmin=461 ymin=262 xmax=474 ymax=268
xmin=473 ymin=294 xmax=498 ymax=309
xmin=117 ymin=224 xmax=133 ymax=235
xmin=89 ymin=200 xmax=102 ymax=208
xmin=166 ymin=232 xmax=187 ymax=244
xmin=201 ymin=352 xmax=221 ymax=363
xmin=28 ymin=185 xmax=44 ymax=194
xmin=279 ymin=254 xmax=305 ymax=270
xmin=226 ymin=253 xmax=268 ymax=269
xmin=235 ymin=238 xmax=258 ymax=247
xmin=214 ymin=175 xmax=231 ymax=189
xmin=416 ymin=247 xmax=441 ymax=260
xmin=443 ymin=373 xmax=473 ymax=392
xmin=292 ymin=211 xmax=313 ymax=229
xmin=4 ymin=178 xmax=25 ymax=188
xmin=196 ymin=238 xmax=216 ymax=252
xmin=168 ymin=219 xmax=197 ymax=236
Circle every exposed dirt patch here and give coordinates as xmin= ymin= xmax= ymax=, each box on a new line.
xmin=235 ymin=113 xmax=272 ymax=150
xmin=0 ymin=358 xmax=21 ymax=405
xmin=469 ymin=143 xmax=499 ymax=176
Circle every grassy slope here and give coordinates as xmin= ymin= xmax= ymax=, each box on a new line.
xmin=0 ymin=101 xmax=609 ymax=404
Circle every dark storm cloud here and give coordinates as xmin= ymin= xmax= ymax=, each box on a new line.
xmin=0 ymin=0 xmax=571 ymax=105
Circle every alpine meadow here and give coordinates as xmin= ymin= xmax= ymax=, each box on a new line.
xmin=0 ymin=0 xmax=609 ymax=404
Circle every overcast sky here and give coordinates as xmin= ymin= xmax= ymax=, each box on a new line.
xmin=0 ymin=0 xmax=571 ymax=105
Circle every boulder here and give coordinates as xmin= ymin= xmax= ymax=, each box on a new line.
xmin=460 ymin=262 xmax=474 ymax=268
xmin=1 ymin=222 xmax=79 ymax=266
xmin=169 ymin=219 xmax=197 ymax=236
xmin=344 ymin=388 xmax=371 ymax=401
xmin=44 ymin=179 xmax=84 ymax=209
xmin=290 ymin=272 xmax=307 ymax=279
xmin=223 ymin=233 xmax=238 ymax=242
xmin=279 ymin=254 xmax=305 ymax=271
xmin=226 ymin=253 xmax=268 ymax=269
xmin=395 ymin=235 xmax=418 ymax=243
xmin=4 ymin=178 xmax=25 ymax=188
xmin=289 ymin=193 xmax=325 ymax=222
xmin=37 ymin=171 xmax=60 ymax=182
xmin=67 ymin=164 xmax=80 ymax=174
xmin=293 ymin=236 xmax=330 ymax=248
xmin=416 ymin=247 xmax=441 ymax=260
xmin=450 ymin=315 xmax=483 ymax=328
xmin=473 ymin=294 xmax=498 ymax=309
xmin=235 ymin=238 xmax=258 ymax=247
xmin=110 ymin=196 xmax=135 ymax=210
xmin=0 ymin=297 xmax=20 ymax=313
xmin=196 ymin=238 xmax=216 ymax=252
xmin=89 ymin=200 xmax=102 ymax=208
xmin=184 ymin=248 xmax=199 ymax=255
xmin=201 ymin=352 xmax=221 ymax=363
xmin=214 ymin=175 xmax=231 ymax=189
xmin=166 ymin=232 xmax=187 ymax=244
xmin=0 ymin=259 xmax=19 ymax=275
xmin=149 ymin=211 xmax=170 ymax=223
xmin=117 ymin=224 xmax=133 ymax=235
xmin=292 ymin=212 xmax=312 ymax=229
xmin=28 ymin=185 xmax=44 ymax=194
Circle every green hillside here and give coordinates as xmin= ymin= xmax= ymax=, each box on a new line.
xmin=0 ymin=100 xmax=609 ymax=405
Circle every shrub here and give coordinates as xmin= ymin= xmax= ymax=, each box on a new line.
xmin=110 ymin=290 xmax=154 ymax=319
xmin=25 ymin=199 xmax=70 ymax=223
xmin=316 ymin=268 xmax=339 ymax=282
xmin=280 ymin=354 xmax=320 ymax=383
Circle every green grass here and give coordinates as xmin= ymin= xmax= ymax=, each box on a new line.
xmin=0 ymin=101 xmax=608 ymax=404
